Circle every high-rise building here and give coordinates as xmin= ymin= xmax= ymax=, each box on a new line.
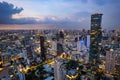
xmin=52 ymin=40 xmax=57 ymax=52
xmin=54 ymin=59 xmax=65 ymax=80
xmin=105 ymin=49 xmax=116 ymax=74
xmin=59 ymin=30 xmax=65 ymax=39
xmin=86 ymin=35 xmax=90 ymax=49
xmin=40 ymin=35 xmax=46 ymax=61
xmin=54 ymin=59 xmax=62 ymax=80
xmin=0 ymin=50 xmax=2 ymax=68
xmin=26 ymin=46 xmax=34 ymax=59
xmin=89 ymin=13 xmax=103 ymax=62
xmin=115 ymin=51 xmax=120 ymax=76
xmin=56 ymin=31 xmax=64 ymax=55
xmin=77 ymin=38 xmax=86 ymax=52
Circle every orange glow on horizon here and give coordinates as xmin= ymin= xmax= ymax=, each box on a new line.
xmin=0 ymin=24 xmax=58 ymax=30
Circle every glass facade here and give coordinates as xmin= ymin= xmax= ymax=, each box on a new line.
xmin=90 ymin=13 xmax=103 ymax=62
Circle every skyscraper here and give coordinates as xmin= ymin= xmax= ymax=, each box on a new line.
xmin=105 ymin=49 xmax=116 ymax=74
xmin=26 ymin=46 xmax=34 ymax=59
xmin=86 ymin=35 xmax=90 ymax=49
xmin=54 ymin=59 xmax=62 ymax=80
xmin=0 ymin=50 xmax=2 ymax=68
xmin=89 ymin=13 xmax=103 ymax=62
xmin=56 ymin=30 xmax=64 ymax=55
xmin=115 ymin=51 xmax=120 ymax=76
xmin=40 ymin=35 xmax=46 ymax=61
xmin=54 ymin=59 xmax=65 ymax=80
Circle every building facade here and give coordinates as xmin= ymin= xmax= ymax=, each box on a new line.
xmin=40 ymin=35 xmax=46 ymax=61
xmin=89 ymin=13 xmax=103 ymax=62
xmin=105 ymin=49 xmax=116 ymax=74
xmin=57 ymin=31 xmax=64 ymax=55
xmin=54 ymin=59 xmax=64 ymax=80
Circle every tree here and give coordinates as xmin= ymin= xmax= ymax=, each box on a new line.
xmin=65 ymin=60 xmax=79 ymax=70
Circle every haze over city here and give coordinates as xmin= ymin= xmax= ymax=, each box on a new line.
xmin=0 ymin=0 xmax=120 ymax=30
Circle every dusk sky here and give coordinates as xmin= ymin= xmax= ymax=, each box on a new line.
xmin=0 ymin=0 xmax=120 ymax=30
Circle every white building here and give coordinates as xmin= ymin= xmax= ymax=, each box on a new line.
xmin=77 ymin=40 xmax=87 ymax=52
xmin=86 ymin=35 xmax=90 ymax=49
xmin=105 ymin=49 xmax=116 ymax=74
xmin=54 ymin=59 xmax=65 ymax=80
xmin=52 ymin=41 xmax=57 ymax=52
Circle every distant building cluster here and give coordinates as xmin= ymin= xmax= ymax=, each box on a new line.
xmin=0 ymin=13 xmax=120 ymax=80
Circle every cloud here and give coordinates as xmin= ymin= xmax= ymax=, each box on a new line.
xmin=1 ymin=1 xmax=119 ymax=29
xmin=37 ymin=11 xmax=91 ymax=29
xmin=0 ymin=1 xmax=23 ymax=24
xmin=0 ymin=1 xmax=89 ymax=29
xmin=70 ymin=12 xmax=90 ymax=21
xmin=0 ymin=1 xmax=40 ymax=24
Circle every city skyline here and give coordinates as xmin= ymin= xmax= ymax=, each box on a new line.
xmin=0 ymin=0 xmax=120 ymax=30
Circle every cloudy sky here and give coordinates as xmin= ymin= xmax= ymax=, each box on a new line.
xmin=0 ymin=0 xmax=120 ymax=30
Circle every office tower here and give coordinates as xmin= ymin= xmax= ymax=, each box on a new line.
xmin=86 ymin=35 xmax=90 ymax=49
xmin=56 ymin=31 xmax=64 ymax=55
xmin=56 ymin=30 xmax=64 ymax=41
xmin=0 ymin=51 xmax=2 ymax=68
xmin=59 ymin=31 xmax=64 ymax=38
xmin=25 ymin=36 xmax=30 ymax=45
xmin=59 ymin=30 xmax=65 ymax=44
xmin=52 ymin=40 xmax=57 ymax=52
xmin=54 ymin=59 xmax=61 ymax=80
xmin=40 ymin=35 xmax=46 ymax=61
xmin=77 ymin=38 xmax=86 ymax=52
xmin=54 ymin=59 xmax=64 ymax=80
xmin=115 ymin=52 xmax=120 ymax=76
xmin=26 ymin=46 xmax=34 ymax=59
xmin=89 ymin=13 xmax=103 ymax=62
xmin=57 ymin=43 xmax=64 ymax=55
xmin=105 ymin=49 xmax=116 ymax=74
